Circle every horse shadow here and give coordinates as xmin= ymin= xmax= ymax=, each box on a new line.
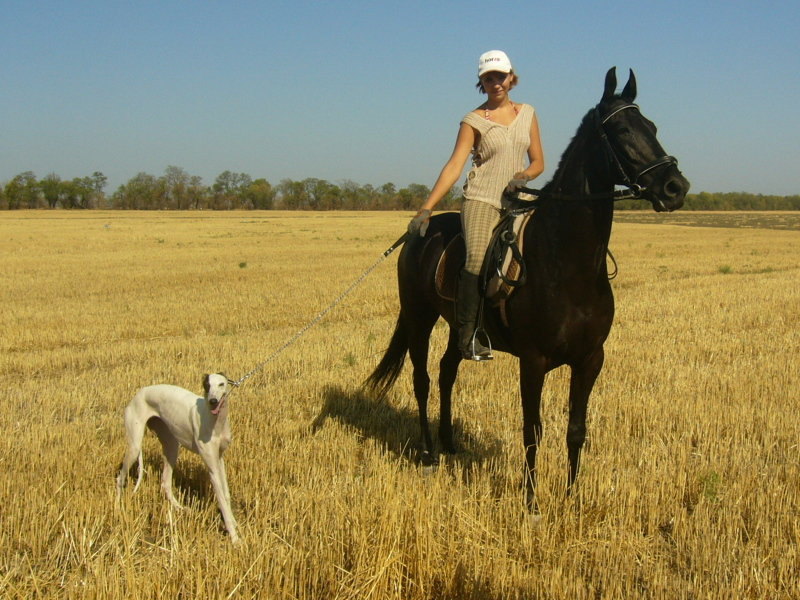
xmin=310 ymin=384 xmax=504 ymax=471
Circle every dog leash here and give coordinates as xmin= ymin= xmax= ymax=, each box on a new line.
xmin=230 ymin=232 xmax=409 ymax=388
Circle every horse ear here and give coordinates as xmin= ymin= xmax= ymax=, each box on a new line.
xmin=603 ymin=67 xmax=617 ymax=101
xmin=621 ymin=69 xmax=637 ymax=102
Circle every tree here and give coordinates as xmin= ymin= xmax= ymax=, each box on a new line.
xmin=4 ymin=171 xmax=40 ymax=209
xmin=91 ymin=172 xmax=108 ymax=207
xmin=163 ymin=166 xmax=192 ymax=209
xmin=62 ymin=177 xmax=96 ymax=209
xmin=378 ymin=182 xmax=397 ymax=209
xmin=404 ymin=183 xmax=431 ymax=209
xmin=340 ymin=179 xmax=366 ymax=210
xmin=187 ymin=175 xmax=209 ymax=209
xmin=302 ymin=178 xmax=334 ymax=210
xmin=277 ymin=179 xmax=307 ymax=210
xmin=111 ymin=172 xmax=164 ymax=209
xmin=244 ymin=178 xmax=275 ymax=210
xmin=212 ymin=171 xmax=253 ymax=209
xmin=40 ymin=173 xmax=63 ymax=208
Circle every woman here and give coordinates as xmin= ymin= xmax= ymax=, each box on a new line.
xmin=408 ymin=50 xmax=545 ymax=361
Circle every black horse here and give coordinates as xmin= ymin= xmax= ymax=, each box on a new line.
xmin=366 ymin=68 xmax=689 ymax=510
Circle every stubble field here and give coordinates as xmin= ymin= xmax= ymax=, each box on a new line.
xmin=1 ymin=210 xmax=798 ymax=599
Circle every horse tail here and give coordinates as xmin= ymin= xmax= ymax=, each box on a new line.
xmin=364 ymin=315 xmax=408 ymax=399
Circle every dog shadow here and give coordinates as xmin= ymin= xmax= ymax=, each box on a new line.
xmin=310 ymin=384 xmax=504 ymax=470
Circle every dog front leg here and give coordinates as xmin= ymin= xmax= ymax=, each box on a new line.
xmin=218 ymin=456 xmax=233 ymax=507
xmin=204 ymin=455 xmax=239 ymax=543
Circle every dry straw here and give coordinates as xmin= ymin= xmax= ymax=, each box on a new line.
xmin=1 ymin=211 xmax=798 ymax=599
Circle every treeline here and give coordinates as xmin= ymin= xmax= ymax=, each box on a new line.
xmin=2 ymin=168 xmax=799 ymax=211
xmin=617 ymin=191 xmax=800 ymax=211
xmin=0 ymin=167 xmax=459 ymax=211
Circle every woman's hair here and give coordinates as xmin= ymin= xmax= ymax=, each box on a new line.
xmin=476 ymin=71 xmax=519 ymax=94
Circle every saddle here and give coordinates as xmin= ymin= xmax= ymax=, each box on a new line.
xmin=435 ymin=209 xmax=534 ymax=310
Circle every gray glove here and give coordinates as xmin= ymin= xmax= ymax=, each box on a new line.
xmin=506 ymin=177 xmax=528 ymax=193
xmin=408 ymin=209 xmax=432 ymax=237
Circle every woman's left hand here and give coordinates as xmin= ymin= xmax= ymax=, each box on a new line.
xmin=506 ymin=174 xmax=529 ymax=193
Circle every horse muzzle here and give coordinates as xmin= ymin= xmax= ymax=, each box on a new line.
xmin=646 ymin=165 xmax=690 ymax=212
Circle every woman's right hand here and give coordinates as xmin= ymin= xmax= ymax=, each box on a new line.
xmin=408 ymin=209 xmax=432 ymax=236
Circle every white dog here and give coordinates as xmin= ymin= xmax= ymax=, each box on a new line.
xmin=116 ymin=373 xmax=239 ymax=543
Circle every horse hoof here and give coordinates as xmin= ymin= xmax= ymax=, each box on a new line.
xmin=440 ymin=442 xmax=457 ymax=455
xmin=420 ymin=451 xmax=439 ymax=471
xmin=525 ymin=511 xmax=544 ymax=528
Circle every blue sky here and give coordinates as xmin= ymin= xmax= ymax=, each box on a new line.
xmin=2 ymin=0 xmax=798 ymax=196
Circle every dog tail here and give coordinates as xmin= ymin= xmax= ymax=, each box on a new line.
xmin=133 ymin=451 xmax=143 ymax=492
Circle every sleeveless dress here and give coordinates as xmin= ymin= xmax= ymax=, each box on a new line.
xmin=460 ymin=103 xmax=534 ymax=274
xmin=462 ymin=103 xmax=534 ymax=208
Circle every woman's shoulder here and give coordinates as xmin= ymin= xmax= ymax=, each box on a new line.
xmin=461 ymin=109 xmax=489 ymax=131
xmin=462 ymin=108 xmax=485 ymax=122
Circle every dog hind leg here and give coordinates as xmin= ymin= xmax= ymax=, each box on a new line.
xmin=117 ymin=410 xmax=147 ymax=495
xmin=149 ymin=418 xmax=183 ymax=509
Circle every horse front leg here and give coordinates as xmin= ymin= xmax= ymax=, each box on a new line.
xmin=567 ymin=347 xmax=605 ymax=493
xmin=519 ymin=356 xmax=546 ymax=513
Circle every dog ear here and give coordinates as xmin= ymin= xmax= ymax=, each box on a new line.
xmin=202 ymin=374 xmax=210 ymax=394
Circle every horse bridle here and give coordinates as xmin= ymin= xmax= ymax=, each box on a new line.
xmin=595 ymin=103 xmax=678 ymax=207
xmin=508 ymin=102 xmax=679 ymax=208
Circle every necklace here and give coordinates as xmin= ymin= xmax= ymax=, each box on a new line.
xmin=484 ymin=101 xmax=518 ymax=121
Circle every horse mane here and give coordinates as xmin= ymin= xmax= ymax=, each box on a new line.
xmin=539 ymin=99 xmax=613 ymax=196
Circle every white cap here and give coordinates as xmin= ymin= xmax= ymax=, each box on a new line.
xmin=478 ymin=50 xmax=513 ymax=77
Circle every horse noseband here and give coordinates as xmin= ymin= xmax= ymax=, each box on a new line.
xmin=595 ymin=104 xmax=678 ymax=199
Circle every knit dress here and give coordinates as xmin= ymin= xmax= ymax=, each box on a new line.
xmin=460 ymin=103 xmax=534 ymax=273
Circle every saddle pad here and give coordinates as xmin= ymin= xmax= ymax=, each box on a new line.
xmin=435 ymin=236 xmax=464 ymax=302
xmin=484 ymin=211 xmax=533 ymax=304
xmin=435 ymin=211 xmax=533 ymax=304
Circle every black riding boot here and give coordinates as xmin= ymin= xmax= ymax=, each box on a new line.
xmin=456 ymin=271 xmax=493 ymax=361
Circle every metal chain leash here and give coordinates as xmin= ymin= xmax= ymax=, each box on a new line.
xmin=231 ymin=232 xmax=409 ymax=388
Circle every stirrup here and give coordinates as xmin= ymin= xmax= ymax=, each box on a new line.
xmin=465 ymin=329 xmax=493 ymax=362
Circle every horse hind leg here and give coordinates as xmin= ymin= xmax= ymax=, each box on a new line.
xmin=437 ymin=327 xmax=462 ymax=454
xmin=406 ymin=311 xmax=439 ymax=466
